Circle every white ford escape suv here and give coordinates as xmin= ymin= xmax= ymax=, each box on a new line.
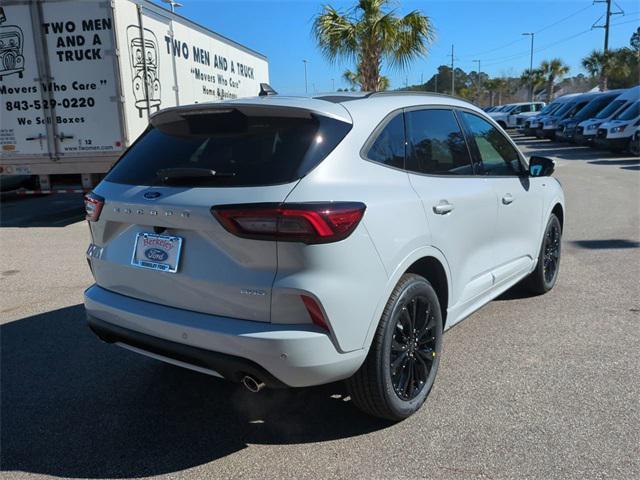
xmin=84 ymin=90 xmax=564 ymax=420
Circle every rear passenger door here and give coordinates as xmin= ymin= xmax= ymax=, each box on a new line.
xmin=404 ymin=107 xmax=499 ymax=311
xmin=459 ymin=110 xmax=543 ymax=284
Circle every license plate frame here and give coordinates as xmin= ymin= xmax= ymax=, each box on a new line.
xmin=131 ymin=232 xmax=183 ymax=273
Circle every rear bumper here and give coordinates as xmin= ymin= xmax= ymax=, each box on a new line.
xmin=84 ymin=285 xmax=366 ymax=388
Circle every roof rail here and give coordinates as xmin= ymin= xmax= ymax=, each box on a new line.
xmin=367 ymin=90 xmax=468 ymax=102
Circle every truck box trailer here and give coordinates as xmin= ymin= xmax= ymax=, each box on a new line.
xmin=0 ymin=0 xmax=269 ymax=192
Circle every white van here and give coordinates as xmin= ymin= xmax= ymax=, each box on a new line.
xmin=529 ymin=94 xmax=581 ymax=137
xmin=594 ymin=100 xmax=640 ymax=152
xmin=576 ymin=86 xmax=640 ymax=145
xmin=489 ymin=102 xmax=545 ymax=129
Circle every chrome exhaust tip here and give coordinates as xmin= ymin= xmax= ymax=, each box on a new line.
xmin=241 ymin=375 xmax=265 ymax=393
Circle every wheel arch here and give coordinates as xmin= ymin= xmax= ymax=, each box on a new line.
xmin=405 ymin=257 xmax=449 ymax=329
xmin=552 ymin=203 xmax=564 ymax=231
xmin=362 ymin=248 xmax=453 ymax=351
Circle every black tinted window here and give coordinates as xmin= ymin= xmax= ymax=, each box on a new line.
xmin=105 ymin=110 xmax=351 ymax=187
xmin=461 ymin=112 xmax=523 ymax=176
xmin=405 ymin=109 xmax=473 ymax=175
xmin=366 ymin=113 xmax=405 ymax=168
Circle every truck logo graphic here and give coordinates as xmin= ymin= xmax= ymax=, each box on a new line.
xmin=0 ymin=8 xmax=25 ymax=81
xmin=127 ymin=25 xmax=161 ymax=117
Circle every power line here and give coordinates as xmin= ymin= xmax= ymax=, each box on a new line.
xmin=461 ymin=2 xmax=595 ymax=59
xmin=535 ymin=3 xmax=595 ymax=34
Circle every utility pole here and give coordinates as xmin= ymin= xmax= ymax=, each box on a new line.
xmin=302 ymin=60 xmax=309 ymax=94
xmin=473 ymin=59 xmax=482 ymax=103
xmin=604 ymin=0 xmax=612 ymax=52
xmin=331 ymin=78 xmax=335 ymax=91
xmin=522 ymin=32 xmax=535 ymax=101
xmin=593 ymin=0 xmax=623 ymax=90
xmin=448 ymin=44 xmax=455 ymax=95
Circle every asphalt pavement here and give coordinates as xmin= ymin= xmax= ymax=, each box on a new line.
xmin=1 ymin=135 xmax=639 ymax=479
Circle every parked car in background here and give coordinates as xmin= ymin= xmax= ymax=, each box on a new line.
xmin=576 ymin=86 xmax=640 ymax=145
xmin=83 ymin=90 xmax=565 ymax=421
xmin=595 ymin=100 xmax=640 ymax=152
xmin=540 ymin=93 xmax=598 ymax=140
xmin=489 ymin=102 xmax=545 ymax=129
xmin=556 ymin=90 xmax=623 ymax=142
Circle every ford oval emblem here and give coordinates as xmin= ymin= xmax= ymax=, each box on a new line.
xmin=144 ymin=248 xmax=168 ymax=262
xmin=144 ymin=191 xmax=162 ymax=199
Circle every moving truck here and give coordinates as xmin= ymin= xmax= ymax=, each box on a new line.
xmin=0 ymin=0 xmax=269 ymax=192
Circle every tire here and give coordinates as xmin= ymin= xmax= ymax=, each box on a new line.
xmin=346 ymin=274 xmax=443 ymax=421
xmin=524 ymin=213 xmax=562 ymax=295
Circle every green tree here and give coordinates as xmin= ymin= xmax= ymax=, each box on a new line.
xmin=630 ymin=27 xmax=640 ymax=52
xmin=313 ymin=0 xmax=435 ymax=91
xmin=520 ymin=67 xmax=545 ymax=98
xmin=538 ymin=59 xmax=570 ymax=102
xmin=342 ymin=67 xmax=390 ymax=91
xmin=582 ymin=49 xmax=633 ymax=90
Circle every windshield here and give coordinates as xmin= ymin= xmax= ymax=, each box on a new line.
xmin=540 ymin=103 xmax=557 ymax=114
xmin=574 ymin=95 xmax=617 ymax=121
xmin=595 ymin=99 xmax=626 ymax=119
xmin=564 ymin=101 xmax=588 ymax=119
xmin=553 ymin=102 xmax=575 ymax=117
xmin=614 ymin=101 xmax=640 ymax=120
xmin=501 ymin=105 xmax=516 ymax=112
xmin=105 ymin=110 xmax=352 ymax=187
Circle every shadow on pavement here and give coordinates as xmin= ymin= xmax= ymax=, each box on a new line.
xmin=1 ymin=305 xmax=389 ymax=478
xmin=0 ymin=194 xmax=85 ymax=228
xmin=589 ymin=158 xmax=640 ymax=166
xmin=569 ymin=239 xmax=640 ymax=250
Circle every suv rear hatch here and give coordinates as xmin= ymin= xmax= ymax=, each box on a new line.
xmin=88 ymin=100 xmax=352 ymax=322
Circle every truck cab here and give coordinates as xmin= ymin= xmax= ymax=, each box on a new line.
xmin=595 ymin=100 xmax=640 ymax=152
xmin=489 ymin=102 xmax=545 ymax=129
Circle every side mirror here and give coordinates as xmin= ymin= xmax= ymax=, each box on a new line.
xmin=529 ymin=156 xmax=555 ymax=177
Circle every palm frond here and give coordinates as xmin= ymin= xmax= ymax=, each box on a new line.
xmin=312 ymin=5 xmax=358 ymax=64
xmin=385 ymin=10 xmax=435 ymax=71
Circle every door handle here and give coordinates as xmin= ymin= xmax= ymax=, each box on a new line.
xmin=502 ymin=193 xmax=514 ymax=205
xmin=433 ymin=200 xmax=454 ymax=215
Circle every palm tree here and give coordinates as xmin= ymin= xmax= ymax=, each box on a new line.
xmin=520 ymin=67 xmax=545 ymax=99
xmin=582 ymin=49 xmax=632 ymax=90
xmin=313 ymin=0 xmax=435 ymax=91
xmin=538 ymin=59 xmax=570 ymax=102
xmin=485 ymin=77 xmax=508 ymax=105
xmin=343 ymin=67 xmax=390 ymax=91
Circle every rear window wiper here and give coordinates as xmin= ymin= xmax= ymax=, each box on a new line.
xmin=156 ymin=167 xmax=236 ymax=181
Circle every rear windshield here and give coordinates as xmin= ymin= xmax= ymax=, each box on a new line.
xmin=595 ymin=99 xmax=625 ymax=119
xmin=105 ymin=110 xmax=351 ymax=187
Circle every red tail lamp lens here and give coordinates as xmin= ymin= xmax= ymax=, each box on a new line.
xmin=301 ymin=294 xmax=329 ymax=331
xmin=84 ymin=192 xmax=104 ymax=222
xmin=212 ymin=202 xmax=366 ymax=244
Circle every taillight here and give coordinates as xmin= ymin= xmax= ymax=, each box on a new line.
xmin=211 ymin=202 xmax=366 ymax=244
xmin=84 ymin=192 xmax=104 ymax=222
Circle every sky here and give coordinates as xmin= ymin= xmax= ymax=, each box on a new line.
xmin=153 ymin=0 xmax=640 ymax=93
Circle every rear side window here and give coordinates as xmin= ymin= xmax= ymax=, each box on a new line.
xmin=461 ymin=111 xmax=523 ymax=176
xmin=105 ymin=110 xmax=351 ymax=187
xmin=405 ymin=109 xmax=473 ymax=175
xmin=365 ymin=113 xmax=405 ymax=168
